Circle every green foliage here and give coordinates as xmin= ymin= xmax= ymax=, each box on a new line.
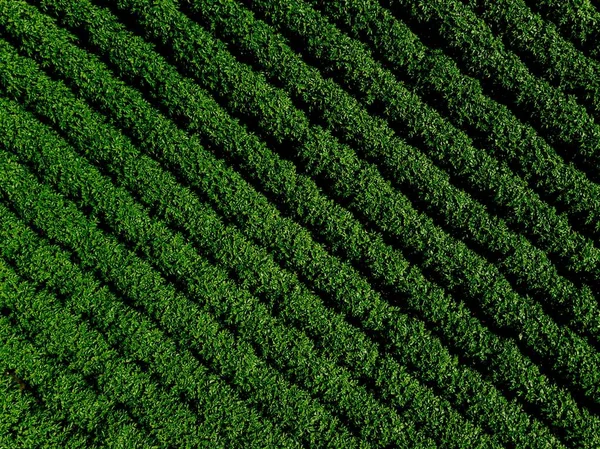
xmin=201 ymin=0 xmax=600 ymax=348
xmin=303 ymin=0 xmax=600 ymax=245
xmin=233 ymin=0 xmax=600 ymax=322
xmin=0 ymin=335 xmax=92 ymax=449
xmin=88 ymin=0 xmax=600 ymax=412
xmin=0 ymin=131 xmax=356 ymax=447
xmin=0 ymin=8 xmax=490 ymax=446
xmin=0 ymin=0 xmax=599 ymax=447
xmin=179 ymin=1 xmax=600 ymax=444
xmin=528 ymin=0 xmax=600 ymax=60
xmin=0 ymin=256 xmax=209 ymax=448
xmin=464 ymin=0 xmax=600 ymax=123
xmin=383 ymin=0 xmax=600 ymax=179
xmin=18 ymin=2 xmax=583 ymax=447
xmin=0 ymin=204 xmax=298 ymax=449
xmin=0 ymin=283 xmax=154 ymax=448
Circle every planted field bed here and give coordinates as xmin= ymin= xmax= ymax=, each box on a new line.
xmin=1 ymin=0 xmax=600 ymax=447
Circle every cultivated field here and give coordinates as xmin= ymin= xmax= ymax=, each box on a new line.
xmin=1 ymin=0 xmax=600 ymax=447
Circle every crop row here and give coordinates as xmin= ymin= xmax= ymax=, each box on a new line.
xmin=0 ymin=376 xmax=84 ymax=449
xmin=190 ymin=0 xmax=600 ymax=350
xmin=383 ymin=0 xmax=600 ymax=181
xmin=0 ymin=34 xmax=507 ymax=444
xmin=0 ymin=305 xmax=92 ymax=449
xmin=0 ymin=10 xmax=500 ymax=448
xmin=7 ymin=0 xmax=600 ymax=444
xmin=199 ymin=1 xmax=600 ymax=331
xmin=0 ymin=110 xmax=382 ymax=449
xmin=0 ymin=275 xmax=154 ymax=448
xmin=238 ymin=0 xmax=600 ymax=301
xmin=0 ymin=91 xmax=447 ymax=447
xmin=0 ymin=188 xmax=305 ymax=448
xmin=465 ymin=0 xmax=600 ymax=123
xmin=21 ymin=0 xmax=598 ymax=445
xmin=0 ymin=251 xmax=240 ymax=449
xmin=0 ymin=382 xmax=88 ymax=449
xmin=0 ymin=320 xmax=151 ymax=449
xmin=302 ymin=0 xmax=600 ymax=245
xmin=0 ymin=7 xmax=552 ymax=448
xmin=106 ymin=0 xmax=600 ymax=405
xmin=528 ymin=0 xmax=600 ymax=60
xmin=7 ymin=0 xmax=600 ymax=442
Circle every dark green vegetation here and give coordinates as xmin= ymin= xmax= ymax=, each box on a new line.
xmin=1 ymin=0 xmax=599 ymax=447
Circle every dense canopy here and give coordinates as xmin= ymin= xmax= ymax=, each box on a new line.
xmin=1 ymin=0 xmax=600 ymax=447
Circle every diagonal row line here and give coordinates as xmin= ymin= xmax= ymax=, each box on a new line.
xmin=0 ymin=262 xmax=157 ymax=448
xmin=0 ymin=89 xmax=391 ymax=449
xmin=0 ymin=141 xmax=368 ymax=448
xmin=15 ymin=0 xmax=599 ymax=445
xmin=196 ymin=0 xmax=600 ymax=352
xmin=0 ymin=201 xmax=303 ymax=448
xmin=9 ymin=0 xmax=600 ymax=442
xmin=0 ymin=33 xmax=490 ymax=448
xmin=526 ymin=0 xmax=600 ymax=62
xmin=104 ymin=0 xmax=600 ymax=413
xmin=0 ymin=251 xmax=223 ymax=448
xmin=465 ymin=0 xmax=600 ymax=126
xmin=0 ymin=310 xmax=96 ymax=449
xmin=307 ymin=0 xmax=600 ymax=249
xmin=0 ymin=3 xmax=551 ymax=447
xmin=382 ymin=0 xmax=600 ymax=184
